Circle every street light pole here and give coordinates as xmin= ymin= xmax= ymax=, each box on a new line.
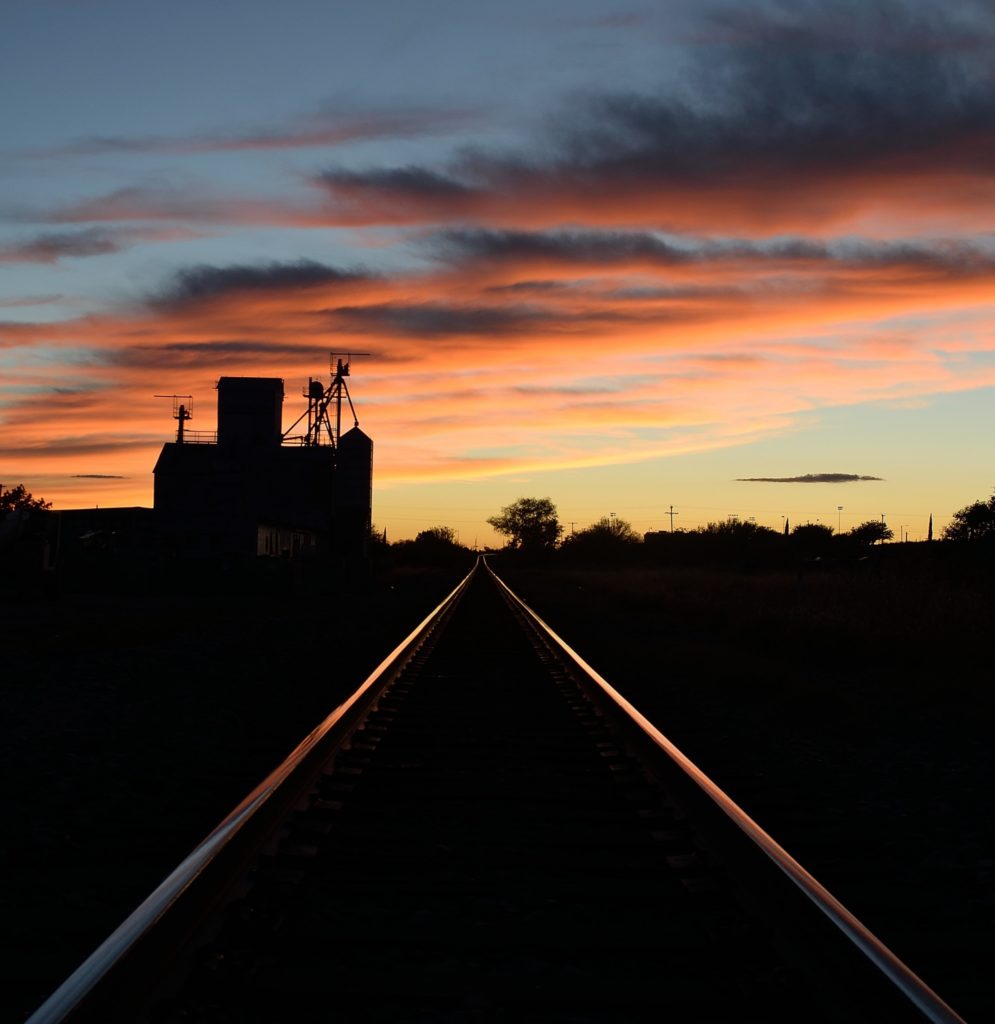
xmin=837 ymin=506 xmax=843 ymax=534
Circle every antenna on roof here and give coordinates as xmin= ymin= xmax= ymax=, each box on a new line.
xmin=154 ymin=395 xmax=193 ymax=444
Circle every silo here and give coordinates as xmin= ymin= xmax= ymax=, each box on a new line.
xmin=334 ymin=426 xmax=373 ymax=549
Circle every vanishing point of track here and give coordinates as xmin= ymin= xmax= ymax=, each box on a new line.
xmin=29 ymin=559 xmax=966 ymax=1023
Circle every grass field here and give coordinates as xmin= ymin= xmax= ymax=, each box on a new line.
xmin=1 ymin=565 xmax=460 ymax=1021
xmin=498 ymin=561 xmax=995 ymax=1022
xmin=5 ymin=557 xmax=992 ymax=1020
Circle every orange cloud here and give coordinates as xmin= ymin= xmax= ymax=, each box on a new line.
xmin=5 ymin=223 xmax=995 ymax=513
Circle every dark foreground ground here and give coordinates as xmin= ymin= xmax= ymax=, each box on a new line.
xmin=1 ymin=565 xmax=460 ymax=1021
xmin=4 ymin=557 xmax=992 ymax=1021
xmin=500 ymin=561 xmax=995 ymax=1022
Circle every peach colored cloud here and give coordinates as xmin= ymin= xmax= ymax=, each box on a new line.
xmin=306 ymin=163 xmax=995 ymax=238
xmin=5 ymin=229 xmax=995 ymax=513
xmin=44 ymin=165 xmax=995 ymax=239
xmin=300 ymin=5 xmax=995 ymax=238
xmin=16 ymin=2 xmax=995 ymax=254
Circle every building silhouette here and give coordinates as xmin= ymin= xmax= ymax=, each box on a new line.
xmin=153 ymin=370 xmax=372 ymax=560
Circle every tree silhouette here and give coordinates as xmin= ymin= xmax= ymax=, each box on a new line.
xmin=0 ymin=484 xmax=51 ymax=514
xmin=560 ymin=515 xmax=640 ymax=560
xmin=847 ymin=520 xmax=893 ymax=546
xmin=943 ymin=493 xmax=995 ymax=540
xmin=698 ymin=518 xmax=782 ymax=561
xmin=790 ymin=522 xmax=834 ymax=556
xmin=487 ymin=497 xmax=562 ymax=551
xmin=416 ymin=526 xmax=459 ymax=546
xmin=700 ymin=518 xmax=778 ymax=540
xmin=391 ymin=525 xmax=471 ymax=568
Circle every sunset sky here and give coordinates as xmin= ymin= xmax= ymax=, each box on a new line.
xmin=3 ymin=0 xmax=995 ymax=543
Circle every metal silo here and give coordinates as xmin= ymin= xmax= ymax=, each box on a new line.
xmin=334 ymin=426 xmax=373 ymax=551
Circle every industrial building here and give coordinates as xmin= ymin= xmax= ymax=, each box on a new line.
xmin=153 ymin=360 xmax=372 ymax=560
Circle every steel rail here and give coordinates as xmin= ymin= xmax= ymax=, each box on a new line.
xmin=27 ymin=561 xmax=478 ymax=1024
xmin=487 ymin=559 xmax=966 ymax=1024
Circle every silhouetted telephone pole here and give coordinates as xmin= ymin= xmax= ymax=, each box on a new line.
xmin=666 ymin=505 xmax=679 ymax=531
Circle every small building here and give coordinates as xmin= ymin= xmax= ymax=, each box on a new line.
xmin=153 ymin=369 xmax=372 ymax=560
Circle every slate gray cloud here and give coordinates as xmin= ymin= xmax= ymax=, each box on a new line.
xmin=31 ymin=106 xmax=479 ymax=158
xmin=737 ymin=473 xmax=884 ymax=483
xmin=153 ymin=261 xmax=373 ymax=310
xmin=0 ymin=230 xmax=122 ymax=264
xmin=428 ymin=229 xmax=995 ymax=275
xmin=309 ymin=0 xmax=995 ymax=229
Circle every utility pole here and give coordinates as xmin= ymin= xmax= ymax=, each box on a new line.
xmin=666 ymin=505 xmax=678 ymax=532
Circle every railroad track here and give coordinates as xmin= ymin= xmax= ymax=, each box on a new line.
xmin=30 ymin=559 xmax=965 ymax=1023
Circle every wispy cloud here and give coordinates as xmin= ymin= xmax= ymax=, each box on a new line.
xmin=104 ymin=339 xmax=337 ymax=370
xmin=0 ymin=294 xmax=64 ymax=308
xmin=0 ymin=226 xmax=197 ymax=264
xmin=427 ymin=228 xmax=995 ymax=276
xmin=306 ymin=2 xmax=995 ymax=233
xmin=27 ymin=106 xmax=480 ymax=158
xmin=38 ymin=186 xmax=318 ymax=227
xmin=0 ymin=437 xmax=159 ymax=459
xmin=6 ymin=235 xmax=995 ymax=503
xmin=152 ymin=260 xmax=374 ymax=310
xmin=7 ymin=1 xmax=995 ymax=512
xmin=737 ymin=473 xmax=884 ymax=483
